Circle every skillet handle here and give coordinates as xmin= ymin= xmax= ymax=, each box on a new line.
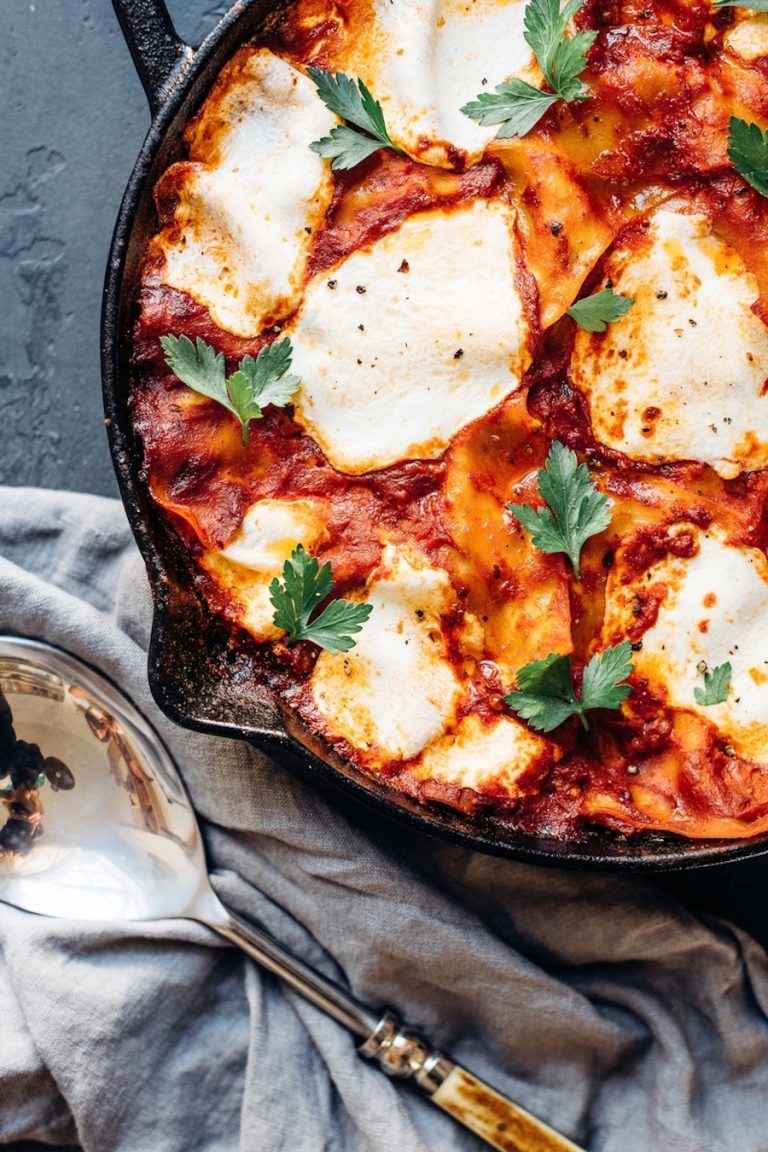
xmin=111 ymin=0 xmax=193 ymax=116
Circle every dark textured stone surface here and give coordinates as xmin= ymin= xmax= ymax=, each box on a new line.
xmin=1 ymin=0 xmax=228 ymax=496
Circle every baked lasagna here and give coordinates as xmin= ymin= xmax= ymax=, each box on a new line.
xmin=130 ymin=0 xmax=768 ymax=841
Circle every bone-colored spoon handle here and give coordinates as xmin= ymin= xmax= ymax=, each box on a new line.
xmin=431 ymin=1066 xmax=585 ymax=1152
xmin=217 ymin=914 xmax=584 ymax=1152
xmin=359 ymin=1010 xmax=585 ymax=1152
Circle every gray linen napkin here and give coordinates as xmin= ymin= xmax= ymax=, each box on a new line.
xmin=1 ymin=487 xmax=767 ymax=1152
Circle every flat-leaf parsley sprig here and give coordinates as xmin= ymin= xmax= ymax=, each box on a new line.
xmin=506 ymin=441 xmax=611 ymax=578
xmin=160 ymin=334 xmax=301 ymax=447
xmin=269 ymin=545 xmax=373 ymax=654
xmin=567 ymin=286 xmax=634 ymax=333
xmin=713 ymin=0 xmax=768 ymax=10
xmin=727 ymin=117 xmax=768 ymax=199
xmin=308 ymin=68 xmax=406 ymax=171
xmin=694 ymin=662 xmax=732 ymax=707
xmin=461 ymin=0 xmax=597 ymax=139
xmin=505 ymin=642 xmax=634 ymax=732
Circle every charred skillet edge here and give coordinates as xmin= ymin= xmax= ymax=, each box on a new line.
xmin=102 ymin=2 xmax=768 ymax=872
xmin=268 ymin=714 xmax=768 ymax=874
xmin=102 ymin=0 xmax=296 ymax=725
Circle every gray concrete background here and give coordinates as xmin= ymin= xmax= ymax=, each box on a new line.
xmin=1 ymin=0 xmax=228 ymax=495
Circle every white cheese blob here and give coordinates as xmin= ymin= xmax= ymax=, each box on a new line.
xmin=603 ymin=525 xmax=768 ymax=762
xmin=202 ymin=498 xmax=329 ymax=640
xmin=724 ymin=14 xmax=768 ymax=61
xmin=415 ymin=713 xmax=550 ymax=795
xmin=157 ymin=50 xmax=336 ymax=336
xmin=220 ymin=499 xmax=328 ymax=571
xmin=328 ymin=0 xmax=536 ymax=167
xmin=310 ymin=545 xmax=463 ymax=763
xmin=289 ymin=200 xmax=529 ymax=473
xmin=571 ymin=211 xmax=768 ymax=478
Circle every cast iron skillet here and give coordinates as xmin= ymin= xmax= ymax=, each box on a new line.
xmin=102 ymin=0 xmax=768 ymax=871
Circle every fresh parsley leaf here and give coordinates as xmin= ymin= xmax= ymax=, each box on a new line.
xmin=311 ymin=124 xmax=388 ymax=169
xmin=307 ymin=69 xmax=383 ymax=137
xmin=714 ymin=0 xmax=768 ymax=9
xmin=506 ymin=441 xmax=611 ymax=578
xmin=545 ymin=28 xmax=596 ymax=100
xmin=567 ymin=287 xmax=635 ymax=333
xmin=460 ymin=83 xmax=559 ymax=139
xmin=269 ymin=545 xmax=373 ymax=654
xmin=160 ymin=334 xmax=230 ymax=409
xmin=161 ymin=335 xmax=300 ymax=446
xmin=580 ymin=642 xmax=635 ymax=714
xmin=694 ymin=662 xmax=732 ymax=707
xmin=505 ymin=652 xmax=579 ymax=732
xmin=505 ymin=642 xmax=634 ymax=732
xmin=524 ymin=0 xmax=583 ymax=80
xmin=233 ymin=340 xmax=301 ymax=412
xmin=307 ymin=68 xmax=405 ymax=171
xmin=462 ymin=0 xmax=595 ymax=139
xmin=727 ymin=116 xmax=768 ymax=199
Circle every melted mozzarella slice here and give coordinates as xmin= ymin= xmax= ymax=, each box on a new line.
xmin=571 ymin=211 xmax=768 ymax=478
xmin=310 ymin=545 xmax=463 ymax=763
xmin=156 ymin=49 xmax=336 ymax=336
xmin=290 ymin=200 xmax=529 ymax=473
xmin=724 ymin=14 xmax=768 ymax=61
xmin=603 ymin=525 xmax=768 ymax=761
xmin=201 ymin=498 xmax=329 ymax=640
xmin=414 ymin=713 xmax=550 ymax=796
xmin=326 ymin=0 xmax=535 ymax=167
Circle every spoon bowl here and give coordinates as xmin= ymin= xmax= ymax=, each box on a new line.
xmin=0 ymin=635 xmax=582 ymax=1152
xmin=0 ymin=637 xmax=211 ymax=922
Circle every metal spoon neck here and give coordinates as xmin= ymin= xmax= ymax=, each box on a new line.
xmin=212 ymin=908 xmax=379 ymax=1039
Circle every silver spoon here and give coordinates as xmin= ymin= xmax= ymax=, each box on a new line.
xmin=0 ymin=635 xmax=582 ymax=1152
